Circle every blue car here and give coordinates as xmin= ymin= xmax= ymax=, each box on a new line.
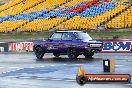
xmin=33 ymin=31 xmax=103 ymax=60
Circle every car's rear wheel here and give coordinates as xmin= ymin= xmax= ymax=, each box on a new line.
xmin=53 ymin=53 xmax=60 ymax=57
xmin=84 ymin=51 xmax=94 ymax=58
xmin=34 ymin=46 xmax=44 ymax=60
xmin=67 ymin=48 xmax=79 ymax=59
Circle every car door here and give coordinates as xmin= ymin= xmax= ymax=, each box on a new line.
xmin=46 ymin=32 xmax=62 ymax=53
xmin=58 ymin=33 xmax=73 ymax=53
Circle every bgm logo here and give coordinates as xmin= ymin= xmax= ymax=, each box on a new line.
xmin=103 ymin=41 xmax=132 ymax=52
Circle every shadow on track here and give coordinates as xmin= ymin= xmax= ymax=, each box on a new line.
xmin=35 ymin=57 xmax=103 ymax=64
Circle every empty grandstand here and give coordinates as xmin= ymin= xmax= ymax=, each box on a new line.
xmin=0 ymin=0 xmax=131 ymax=32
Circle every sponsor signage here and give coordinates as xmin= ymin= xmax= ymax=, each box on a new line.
xmin=102 ymin=40 xmax=132 ymax=52
xmin=8 ymin=42 xmax=33 ymax=52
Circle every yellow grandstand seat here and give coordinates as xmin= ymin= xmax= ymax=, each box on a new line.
xmin=17 ymin=17 xmax=67 ymax=32
xmin=0 ymin=0 xmax=25 ymax=11
xmin=0 ymin=20 xmax=28 ymax=32
xmin=106 ymin=7 xmax=132 ymax=28
xmin=24 ymin=0 xmax=70 ymax=13
xmin=0 ymin=0 xmax=43 ymax=17
xmin=56 ymin=1 xmax=131 ymax=30
xmin=0 ymin=0 xmax=131 ymax=32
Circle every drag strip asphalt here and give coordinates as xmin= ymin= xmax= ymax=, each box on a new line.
xmin=0 ymin=53 xmax=132 ymax=88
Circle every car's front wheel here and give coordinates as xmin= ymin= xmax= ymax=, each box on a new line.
xmin=84 ymin=51 xmax=94 ymax=58
xmin=67 ymin=48 xmax=79 ymax=59
xmin=34 ymin=46 xmax=44 ymax=60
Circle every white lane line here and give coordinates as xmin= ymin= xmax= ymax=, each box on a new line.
xmin=16 ymin=69 xmax=21 ymax=71
xmin=20 ymin=77 xmax=32 ymax=79
xmin=30 ymin=67 xmax=35 ymax=68
xmin=1 ymin=66 xmax=44 ymax=70
xmin=6 ymin=71 xmax=11 ymax=73
xmin=5 ymin=75 xmax=76 ymax=82
xmin=1 ymin=67 xmax=25 ymax=74
xmin=65 ymin=80 xmax=76 ymax=82
xmin=50 ymin=65 xmax=55 ymax=67
xmin=2 ymin=72 xmax=7 ymax=74
xmin=51 ymin=79 xmax=63 ymax=81
xmin=115 ymin=65 xmax=124 ymax=67
xmin=10 ymin=67 xmax=19 ymax=69
xmin=63 ymin=64 xmax=67 ymax=66
xmin=11 ymin=70 xmax=17 ymax=72
xmin=37 ymin=78 xmax=76 ymax=82
xmin=36 ymin=78 xmax=48 ymax=80
xmin=7 ymin=76 xmax=17 ymax=78
xmin=14 ymin=68 xmax=24 ymax=71
xmin=0 ymin=67 xmax=21 ymax=69
xmin=115 ymin=65 xmax=124 ymax=66
xmin=127 ymin=60 xmax=132 ymax=62
xmin=40 ymin=66 xmax=45 ymax=67
xmin=74 ymin=64 xmax=83 ymax=66
xmin=18 ymin=68 xmax=24 ymax=70
xmin=0 ymin=67 xmax=4 ymax=69
xmin=125 ymin=83 xmax=132 ymax=86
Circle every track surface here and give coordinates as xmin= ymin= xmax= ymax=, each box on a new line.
xmin=0 ymin=53 xmax=132 ymax=88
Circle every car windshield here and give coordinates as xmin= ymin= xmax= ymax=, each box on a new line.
xmin=75 ymin=32 xmax=92 ymax=42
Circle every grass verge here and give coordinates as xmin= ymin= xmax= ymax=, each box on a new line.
xmin=0 ymin=31 xmax=132 ymax=40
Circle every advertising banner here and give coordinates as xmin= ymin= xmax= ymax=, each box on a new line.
xmin=8 ymin=42 xmax=33 ymax=52
xmin=102 ymin=39 xmax=132 ymax=52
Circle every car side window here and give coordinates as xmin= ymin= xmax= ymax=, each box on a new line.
xmin=50 ymin=33 xmax=62 ymax=40
xmin=74 ymin=32 xmax=80 ymax=40
xmin=62 ymin=33 xmax=72 ymax=40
